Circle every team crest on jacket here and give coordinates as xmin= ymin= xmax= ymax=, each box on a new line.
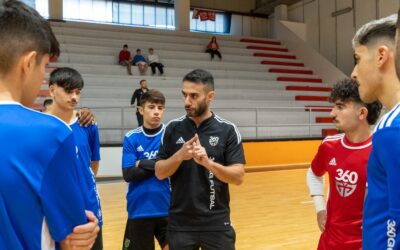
xmin=209 ymin=136 xmax=219 ymax=146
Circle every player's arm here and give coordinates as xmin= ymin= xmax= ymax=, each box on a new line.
xmin=90 ymin=161 xmax=99 ymax=176
xmin=155 ymin=134 xmax=199 ymax=180
xmin=77 ymin=107 xmax=95 ymax=127
xmin=123 ymin=160 xmax=155 ymax=182
xmin=376 ymin=128 xmax=400 ymax=248
xmin=89 ymin=124 xmax=101 ymax=176
xmin=61 ymin=210 xmax=99 ymax=250
xmin=122 ymin=136 xmax=154 ymax=182
xmin=41 ymin=133 xmax=98 ymax=247
xmin=192 ymin=126 xmax=245 ymax=185
xmin=307 ymin=167 xmax=326 ymax=232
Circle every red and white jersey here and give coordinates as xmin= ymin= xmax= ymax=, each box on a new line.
xmin=311 ymin=133 xmax=371 ymax=250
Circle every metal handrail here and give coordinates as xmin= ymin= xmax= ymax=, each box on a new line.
xmin=88 ymin=105 xmax=333 ymax=142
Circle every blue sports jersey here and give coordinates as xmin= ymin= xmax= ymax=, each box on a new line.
xmin=70 ymin=119 xmax=102 ymax=227
xmin=0 ymin=102 xmax=87 ymax=250
xmin=122 ymin=125 xmax=170 ymax=219
xmin=363 ymin=103 xmax=400 ymax=250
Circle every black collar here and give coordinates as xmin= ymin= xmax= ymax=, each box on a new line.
xmin=143 ymin=125 xmax=163 ymax=135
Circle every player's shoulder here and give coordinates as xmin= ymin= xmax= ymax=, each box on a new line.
xmin=125 ymin=126 xmax=144 ymax=139
xmin=374 ymin=104 xmax=400 ymax=134
xmin=21 ymin=105 xmax=72 ymax=137
xmin=320 ymin=133 xmax=344 ymax=147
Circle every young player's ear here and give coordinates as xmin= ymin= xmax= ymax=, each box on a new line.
xmin=377 ymin=46 xmax=390 ymax=68
xmin=49 ymin=85 xmax=56 ymax=98
xmin=21 ymin=51 xmax=38 ymax=76
xmin=138 ymin=106 xmax=144 ymax=115
xmin=359 ymin=107 xmax=368 ymax=121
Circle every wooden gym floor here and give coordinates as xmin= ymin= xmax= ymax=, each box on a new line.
xmin=97 ymin=168 xmax=320 ymax=250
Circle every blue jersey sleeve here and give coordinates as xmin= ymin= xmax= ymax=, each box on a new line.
xmin=122 ymin=136 xmax=138 ymax=169
xmin=375 ymin=128 xmax=400 ymax=248
xmin=89 ymin=124 xmax=101 ymax=161
xmin=40 ymin=133 xmax=87 ymax=242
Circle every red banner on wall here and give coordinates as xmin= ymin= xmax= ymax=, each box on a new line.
xmin=192 ymin=8 xmax=216 ymax=21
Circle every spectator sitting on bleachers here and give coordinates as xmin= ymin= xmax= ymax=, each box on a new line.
xmin=148 ymin=48 xmax=164 ymax=76
xmin=206 ymin=36 xmax=222 ymax=61
xmin=119 ymin=44 xmax=133 ymax=75
xmin=133 ymin=49 xmax=148 ymax=75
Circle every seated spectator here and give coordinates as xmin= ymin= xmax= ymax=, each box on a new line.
xmin=133 ymin=49 xmax=148 ymax=75
xmin=119 ymin=44 xmax=133 ymax=75
xmin=206 ymin=36 xmax=222 ymax=61
xmin=148 ymin=48 xmax=164 ymax=76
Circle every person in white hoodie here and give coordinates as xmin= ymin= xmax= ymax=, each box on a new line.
xmin=148 ymin=48 xmax=164 ymax=75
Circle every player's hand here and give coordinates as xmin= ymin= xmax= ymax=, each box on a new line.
xmin=177 ymin=134 xmax=198 ymax=161
xmin=65 ymin=210 xmax=100 ymax=249
xmin=317 ymin=210 xmax=327 ymax=232
xmin=192 ymin=139 xmax=210 ymax=168
xmin=77 ymin=108 xmax=96 ymax=127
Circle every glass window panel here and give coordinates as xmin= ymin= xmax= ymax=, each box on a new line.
xmin=64 ymin=0 xmax=80 ymax=20
xmin=166 ymin=8 xmax=175 ymax=29
xmin=119 ymin=3 xmax=132 ymax=24
xmin=144 ymin=6 xmax=155 ymax=27
xmin=215 ymin=13 xmax=224 ymax=33
xmin=156 ymin=7 xmax=166 ymax=28
xmin=132 ymin=4 xmax=144 ymax=25
xmin=196 ymin=19 xmax=206 ymax=31
xmin=35 ymin=0 xmax=49 ymax=18
xmin=204 ymin=20 xmax=215 ymax=32
xmin=112 ymin=2 xmax=119 ymax=23
xmin=79 ymin=0 xmax=93 ymax=21
xmin=104 ymin=1 xmax=113 ymax=23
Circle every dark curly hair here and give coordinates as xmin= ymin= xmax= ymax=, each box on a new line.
xmin=330 ymin=78 xmax=382 ymax=125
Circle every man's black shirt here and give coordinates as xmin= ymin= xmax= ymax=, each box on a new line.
xmin=130 ymin=88 xmax=148 ymax=109
xmin=157 ymin=113 xmax=245 ymax=231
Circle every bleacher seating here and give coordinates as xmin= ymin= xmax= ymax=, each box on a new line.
xmin=36 ymin=21 xmax=336 ymax=143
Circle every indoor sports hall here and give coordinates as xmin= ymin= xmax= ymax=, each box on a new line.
xmin=13 ymin=0 xmax=399 ymax=249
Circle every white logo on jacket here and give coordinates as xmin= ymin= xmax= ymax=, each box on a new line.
xmin=176 ymin=137 xmax=185 ymax=144
xmin=137 ymin=145 xmax=144 ymax=152
xmin=209 ymin=136 xmax=219 ymax=146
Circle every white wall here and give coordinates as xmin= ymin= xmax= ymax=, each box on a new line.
xmin=230 ymin=14 xmax=270 ymax=38
xmin=287 ymin=0 xmax=400 ymax=76
xmin=98 ymin=147 xmax=122 ymax=177
xmin=276 ymin=20 xmax=347 ymax=84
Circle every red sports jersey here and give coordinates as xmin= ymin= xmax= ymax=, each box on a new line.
xmin=311 ymin=133 xmax=371 ymax=250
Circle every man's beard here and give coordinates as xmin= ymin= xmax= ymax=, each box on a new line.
xmin=186 ymin=100 xmax=208 ymax=117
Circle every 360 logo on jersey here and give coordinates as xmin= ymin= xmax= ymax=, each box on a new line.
xmin=335 ymin=168 xmax=358 ymax=197
xmin=143 ymin=150 xmax=158 ymax=160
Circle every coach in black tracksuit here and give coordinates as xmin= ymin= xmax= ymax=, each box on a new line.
xmin=155 ymin=69 xmax=245 ymax=250
xmin=130 ymin=79 xmax=149 ymax=127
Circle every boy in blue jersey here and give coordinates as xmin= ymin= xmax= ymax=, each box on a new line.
xmin=122 ymin=89 xmax=170 ymax=250
xmin=46 ymin=67 xmax=103 ymax=250
xmin=351 ymin=14 xmax=400 ymax=249
xmin=0 ymin=1 xmax=99 ymax=249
